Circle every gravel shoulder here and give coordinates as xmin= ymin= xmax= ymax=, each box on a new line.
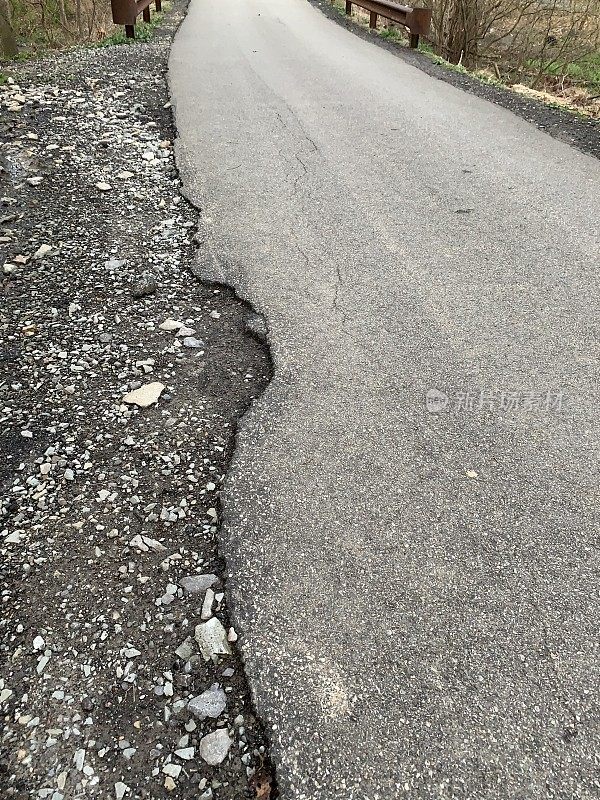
xmin=0 ymin=5 xmax=275 ymax=800
xmin=308 ymin=0 xmax=600 ymax=160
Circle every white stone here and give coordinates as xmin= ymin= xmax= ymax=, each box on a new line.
xmin=175 ymin=637 xmax=195 ymax=660
xmin=199 ymin=729 xmax=231 ymax=765
xmin=123 ymin=382 xmax=165 ymax=407
xmin=201 ymin=588 xmax=214 ymax=620
xmin=159 ymin=318 xmax=185 ymax=332
xmin=0 ymin=688 xmax=13 ymax=704
xmin=115 ymin=782 xmax=129 ymax=800
xmin=183 ymin=337 xmax=204 ymax=349
xmin=194 ymin=618 xmax=231 ymax=660
xmin=188 ymin=684 xmax=226 ymax=720
xmin=33 ymin=244 xmax=53 ymax=260
xmin=179 ymin=574 xmax=217 ymax=594
xmin=174 ymin=747 xmax=194 ymax=760
xmin=74 ymin=749 xmax=85 ymax=771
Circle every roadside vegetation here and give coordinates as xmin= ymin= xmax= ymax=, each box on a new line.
xmin=0 ymin=0 xmax=167 ymax=60
xmin=331 ymin=0 xmax=600 ymax=116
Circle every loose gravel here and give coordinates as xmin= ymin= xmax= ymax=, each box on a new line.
xmin=0 ymin=6 xmax=275 ymax=800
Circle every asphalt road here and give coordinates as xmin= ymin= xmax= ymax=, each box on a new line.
xmin=169 ymin=2 xmax=600 ymax=798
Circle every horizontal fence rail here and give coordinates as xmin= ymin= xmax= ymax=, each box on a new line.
xmin=341 ymin=0 xmax=432 ymax=48
xmin=111 ymin=0 xmax=161 ymax=38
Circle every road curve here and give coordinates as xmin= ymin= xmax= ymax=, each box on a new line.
xmin=169 ymin=1 xmax=600 ymax=798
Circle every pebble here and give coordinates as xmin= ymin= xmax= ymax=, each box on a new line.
xmin=131 ymin=271 xmax=158 ymax=298
xmin=194 ymin=618 xmax=232 ymax=660
xmin=201 ymin=588 xmax=215 ymax=620
xmin=183 ymin=336 xmax=204 ymax=348
xmin=162 ymin=763 xmax=182 ymax=779
xmin=33 ymin=243 xmax=53 ymax=259
xmin=175 ymin=637 xmax=195 ymax=660
xmin=198 ymin=729 xmax=232 ymax=766
xmin=174 ymin=746 xmax=195 ymax=760
xmin=159 ymin=318 xmax=185 ymax=331
xmin=122 ymin=382 xmax=165 ymax=407
xmin=188 ymin=684 xmax=227 ymax=720
xmin=114 ymin=783 xmax=128 ymax=800
xmin=179 ymin=573 xmax=217 ymax=594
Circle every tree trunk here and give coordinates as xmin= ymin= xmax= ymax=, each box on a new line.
xmin=0 ymin=0 xmax=17 ymax=59
xmin=440 ymin=0 xmax=478 ymax=68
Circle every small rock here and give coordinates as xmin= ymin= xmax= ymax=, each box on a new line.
xmin=194 ymin=618 xmax=231 ymax=660
xmin=33 ymin=244 xmax=53 ymax=260
xmin=188 ymin=684 xmax=226 ymax=720
xmin=130 ymin=534 xmax=166 ymax=552
xmin=174 ymin=637 xmax=195 ymax=661
xmin=199 ymin=729 xmax=231 ymax=766
xmin=227 ymin=627 xmax=238 ymax=643
xmin=74 ymin=749 xmax=85 ymax=771
xmin=183 ymin=336 xmax=204 ymax=349
xmin=179 ymin=574 xmax=217 ymax=594
xmin=115 ymin=783 xmax=129 ymax=800
xmin=131 ymin=272 xmax=158 ymax=298
xmin=96 ymin=182 xmax=111 ymax=191
xmin=201 ymin=588 xmax=214 ymax=620
xmin=0 ymin=688 xmax=13 ymax=704
xmin=162 ymin=763 xmax=181 ymax=779
xmin=123 ymin=382 xmax=165 ymax=407
xmin=159 ymin=318 xmax=185 ymax=332
xmin=174 ymin=747 xmax=194 ymax=760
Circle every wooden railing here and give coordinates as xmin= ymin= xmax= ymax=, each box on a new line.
xmin=341 ymin=0 xmax=432 ymax=49
xmin=110 ymin=0 xmax=162 ymax=38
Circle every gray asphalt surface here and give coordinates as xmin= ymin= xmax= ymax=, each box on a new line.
xmin=169 ymin=1 xmax=600 ymax=798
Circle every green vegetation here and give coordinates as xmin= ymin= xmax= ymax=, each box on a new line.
xmin=532 ymin=51 xmax=600 ymax=93
xmin=378 ymin=26 xmax=403 ymax=43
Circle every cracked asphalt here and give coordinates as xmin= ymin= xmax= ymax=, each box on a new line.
xmin=169 ymin=0 xmax=600 ymax=798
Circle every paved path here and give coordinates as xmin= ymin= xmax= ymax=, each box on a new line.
xmin=169 ymin=2 xmax=600 ymax=797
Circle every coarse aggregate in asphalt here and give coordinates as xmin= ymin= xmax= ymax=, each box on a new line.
xmin=0 ymin=6 xmax=275 ymax=800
